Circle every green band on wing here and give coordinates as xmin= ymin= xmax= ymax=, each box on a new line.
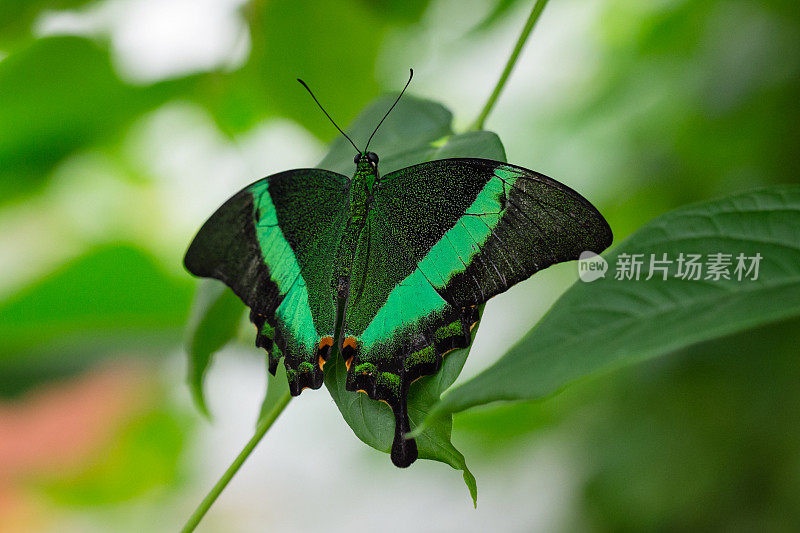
xmin=360 ymin=268 xmax=444 ymax=348
xmin=419 ymin=171 xmax=516 ymax=288
xmin=359 ymin=171 xmax=517 ymax=349
xmin=251 ymin=184 xmax=317 ymax=351
xmin=419 ymin=169 xmax=517 ymax=288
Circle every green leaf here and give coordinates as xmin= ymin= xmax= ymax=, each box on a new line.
xmin=318 ymin=93 xmax=454 ymax=174
xmin=419 ymin=185 xmax=800 ymax=425
xmin=0 ymin=36 xmax=192 ymax=204
xmin=325 ymin=314 xmax=481 ymax=505
xmin=319 ymin=95 xmax=505 ymax=503
xmin=360 ymin=0 xmax=431 ymax=24
xmin=185 ymin=280 xmax=246 ymax=417
xmin=257 ymin=362 xmax=288 ymax=426
xmin=0 ymin=244 xmax=193 ymax=396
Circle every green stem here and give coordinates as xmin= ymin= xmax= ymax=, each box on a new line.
xmin=181 ymin=391 xmax=292 ymax=533
xmin=470 ymin=0 xmax=551 ymax=131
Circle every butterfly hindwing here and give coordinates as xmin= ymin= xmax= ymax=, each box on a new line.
xmin=184 ymin=169 xmax=350 ymax=394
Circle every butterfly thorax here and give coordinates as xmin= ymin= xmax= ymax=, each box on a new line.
xmin=348 ymin=157 xmax=378 ymax=223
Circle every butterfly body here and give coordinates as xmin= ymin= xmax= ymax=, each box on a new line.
xmin=334 ymin=155 xmax=378 ymax=307
xmin=349 ymin=155 xmax=379 ymax=218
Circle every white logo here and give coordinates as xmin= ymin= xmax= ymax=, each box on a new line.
xmin=578 ymin=251 xmax=608 ymax=282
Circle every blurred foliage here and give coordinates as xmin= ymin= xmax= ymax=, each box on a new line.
xmin=574 ymin=317 xmax=800 ymax=531
xmin=0 ymin=36 xmax=192 ymax=204
xmin=0 ymin=245 xmax=192 ymax=397
xmin=38 ymin=406 xmax=188 ymax=506
xmin=531 ymin=0 xmax=800 ymax=239
xmin=192 ymin=0 xmax=433 ymax=138
xmin=0 ymin=0 xmax=96 ymax=48
xmin=185 ymin=279 xmax=246 ymax=417
xmin=1 ymin=0 xmax=799 ymax=529
xmin=456 ymin=316 xmax=800 ymax=530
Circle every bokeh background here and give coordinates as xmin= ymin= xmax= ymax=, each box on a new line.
xmin=2 ymin=0 xmax=799 ymax=531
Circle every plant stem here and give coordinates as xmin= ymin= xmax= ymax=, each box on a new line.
xmin=181 ymin=391 xmax=292 ymax=533
xmin=470 ymin=0 xmax=551 ymax=131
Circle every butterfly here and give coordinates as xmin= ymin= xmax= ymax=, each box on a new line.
xmin=184 ymin=70 xmax=613 ymax=468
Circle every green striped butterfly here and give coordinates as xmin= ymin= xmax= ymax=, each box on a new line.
xmin=184 ymin=71 xmax=612 ymax=467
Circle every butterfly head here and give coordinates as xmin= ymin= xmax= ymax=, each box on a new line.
xmin=354 ymin=151 xmax=379 ymax=172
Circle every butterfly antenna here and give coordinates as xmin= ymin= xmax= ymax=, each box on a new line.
xmin=297 ymin=78 xmax=361 ymax=153
xmin=364 ymin=68 xmax=413 ymax=152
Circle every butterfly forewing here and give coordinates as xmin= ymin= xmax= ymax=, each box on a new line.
xmin=184 ymin=169 xmax=350 ymax=394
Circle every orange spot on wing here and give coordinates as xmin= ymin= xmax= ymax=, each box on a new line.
xmin=343 ymin=336 xmax=358 ymax=350
xmin=317 ymin=336 xmax=334 ymax=370
xmin=344 ymin=356 xmax=353 ymax=371
xmin=357 ymin=389 xmax=368 ymax=395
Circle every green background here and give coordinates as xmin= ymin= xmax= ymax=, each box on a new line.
xmin=1 ymin=0 xmax=798 ymax=531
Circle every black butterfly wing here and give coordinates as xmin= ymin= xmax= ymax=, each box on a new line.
xmin=184 ymin=169 xmax=351 ymax=394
